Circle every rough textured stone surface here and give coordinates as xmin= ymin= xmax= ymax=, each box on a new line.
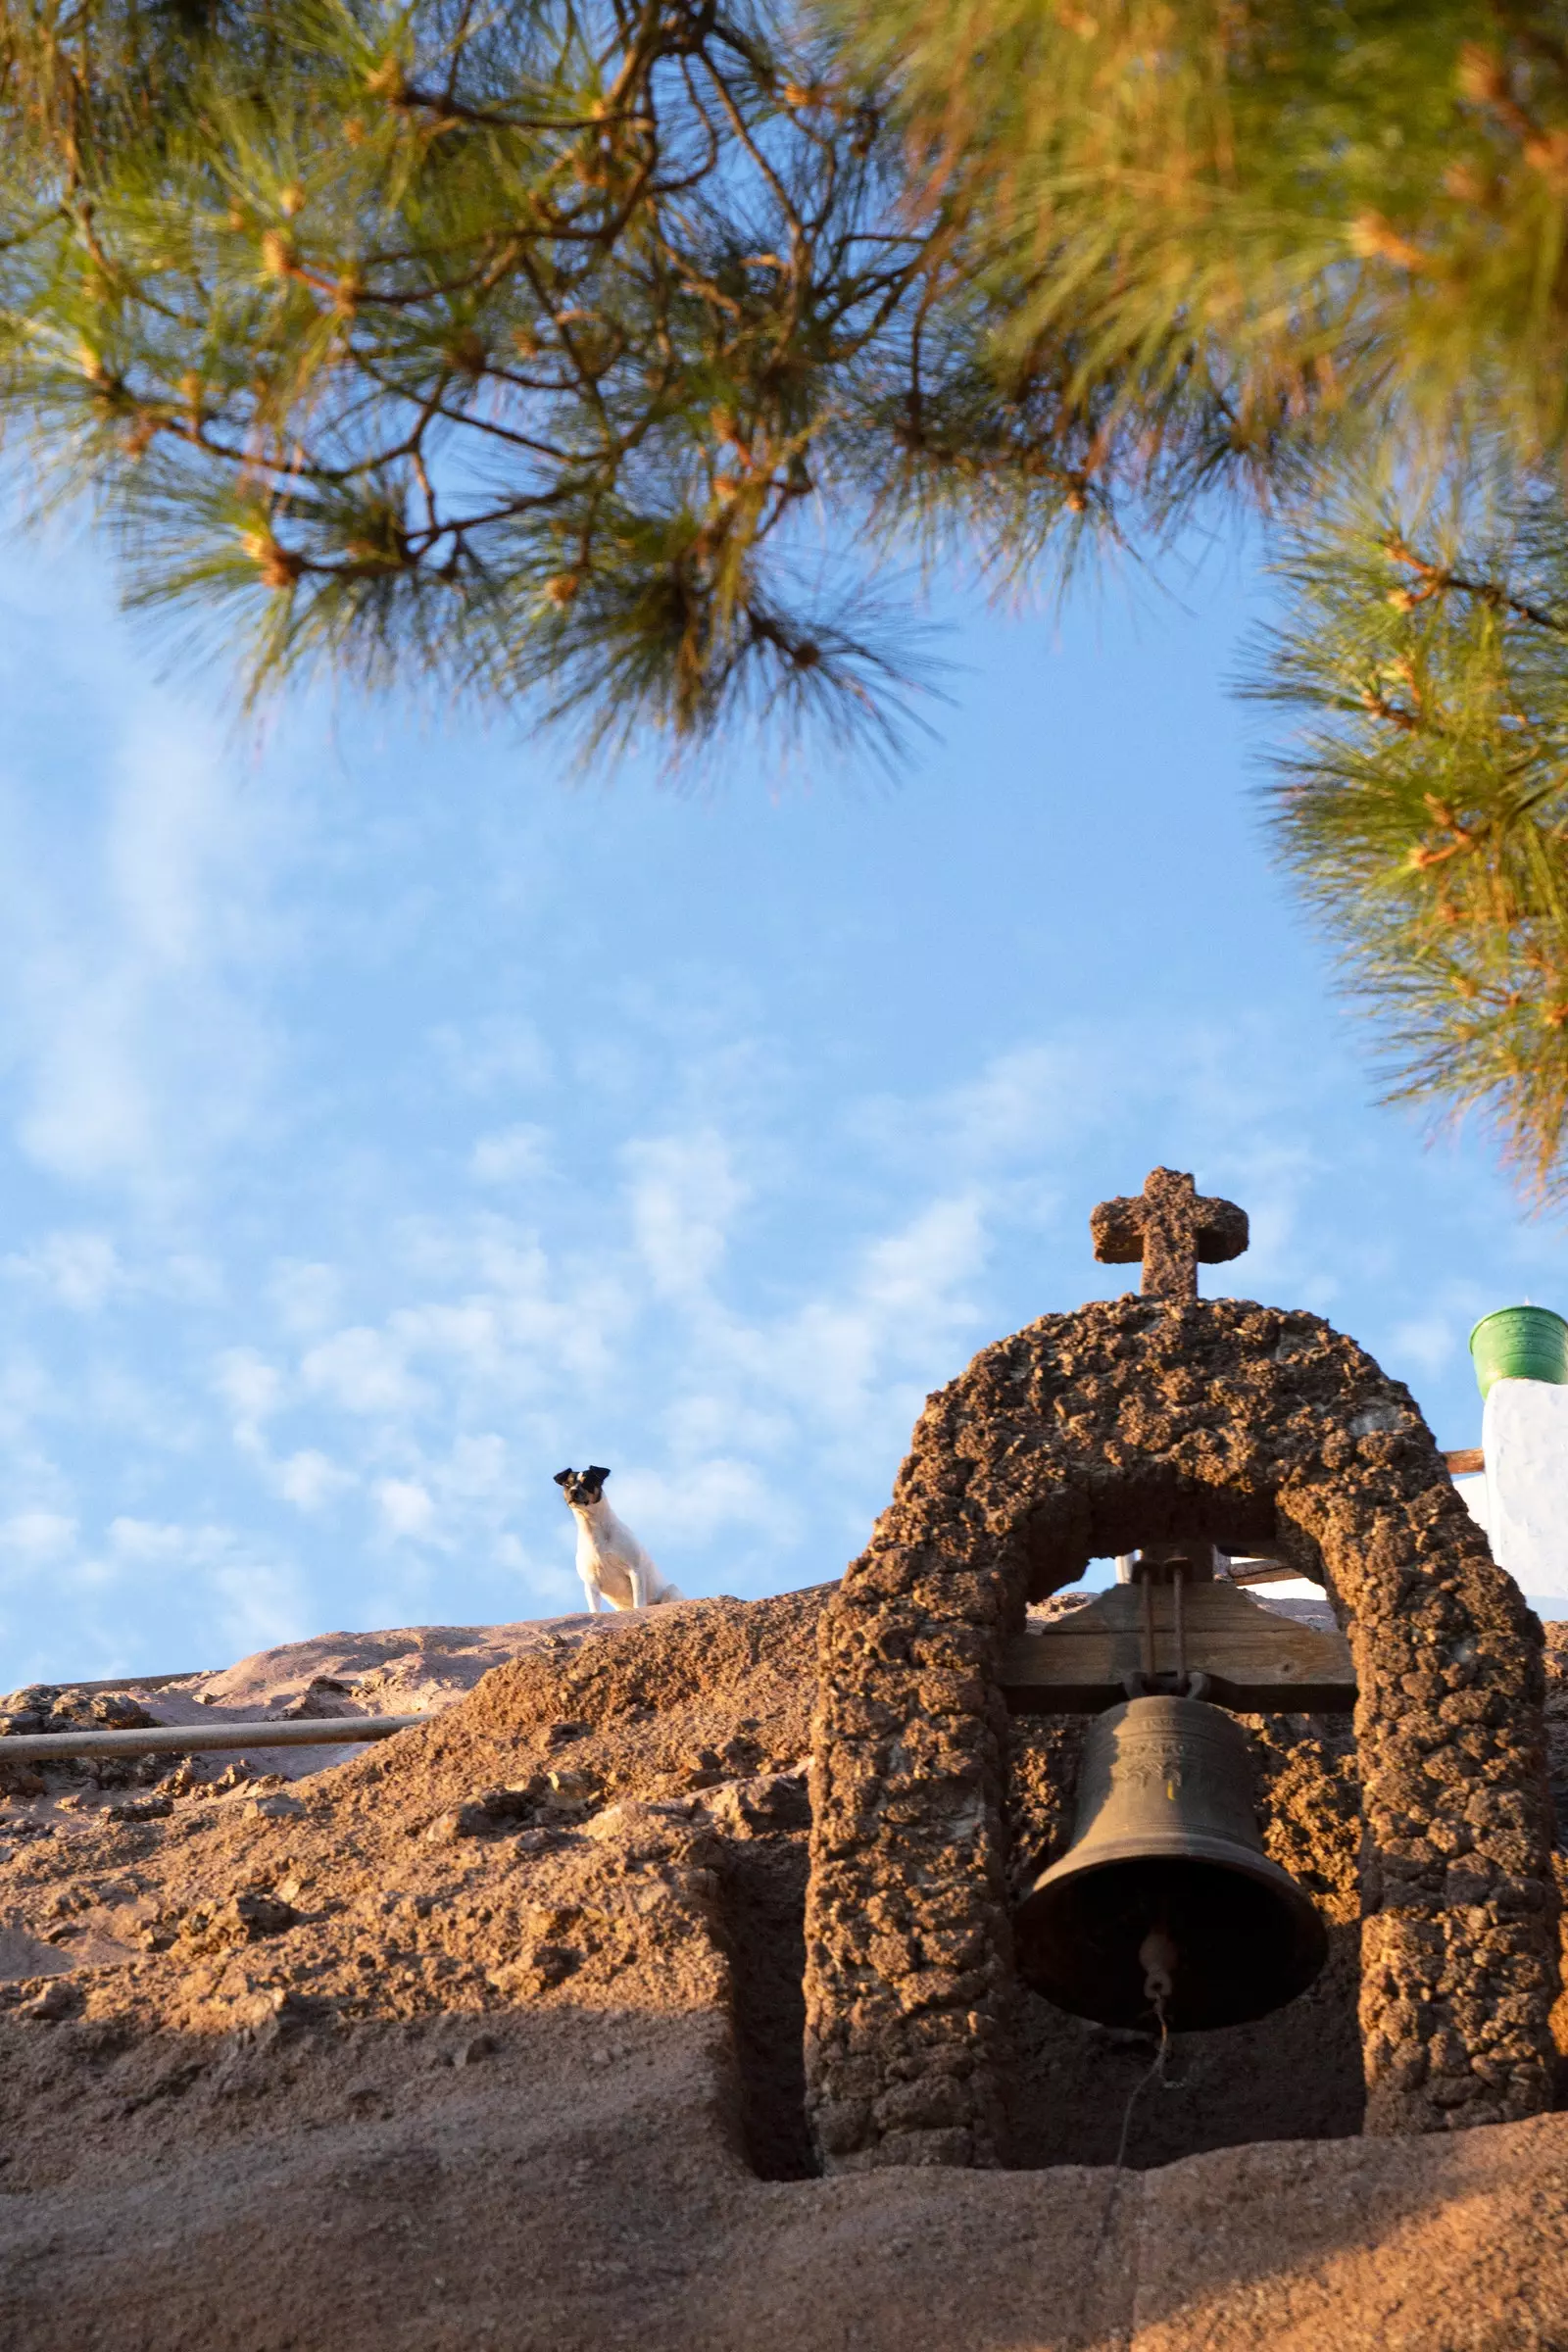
xmin=0 ymin=1688 xmax=166 ymax=1798
xmin=1090 ymin=1166 xmax=1250 ymax=1301
xmin=3 ymin=1592 xmax=1568 ymax=2344
xmin=806 ymin=1294 xmax=1559 ymax=2171
xmin=4 ymin=2005 xmax=1568 ymax=2349
xmin=0 ymin=1592 xmax=826 ymax=2196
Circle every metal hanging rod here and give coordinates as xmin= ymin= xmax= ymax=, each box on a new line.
xmin=0 ymin=1715 xmax=431 ymax=1762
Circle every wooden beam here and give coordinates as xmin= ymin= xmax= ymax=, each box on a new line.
xmin=1445 ymin=1448 xmax=1485 ymax=1476
xmin=1000 ymin=1584 xmax=1356 ymax=1715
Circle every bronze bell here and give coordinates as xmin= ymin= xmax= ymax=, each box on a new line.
xmin=1013 ymin=1694 xmax=1328 ymax=2032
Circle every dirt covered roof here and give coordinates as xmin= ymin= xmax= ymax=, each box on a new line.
xmin=1 ymin=1589 xmax=1567 ymax=2350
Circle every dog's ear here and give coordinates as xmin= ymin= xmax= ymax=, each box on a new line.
xmin=586 ymin=1465 xmax=611 ymax=1485
xmin=553 ymin=1468 xmax=573 ymax=1488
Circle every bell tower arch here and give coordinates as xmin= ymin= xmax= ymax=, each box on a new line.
xmin=803 ymin=1174 xmax=1560 ymax=2172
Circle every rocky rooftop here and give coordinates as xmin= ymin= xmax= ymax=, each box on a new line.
xmin=1 ymin=1587 xmax=1566 ymax=2349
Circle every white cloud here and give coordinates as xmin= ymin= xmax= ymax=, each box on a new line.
xmin=475 ymin=1227 xmax=632 ymax=1385
xmin=936 ymin=1043 xmax=1099 ymax=1167
xmin=229 ymin=1140 xmax=994 ymax=1603
xmin=612 ymin=1455 xmax=793 ymax=1551
xmin=376 ymin=1478 xmax=436 ymax=1539
xmin=215 ymin=1347 xmax=284 ymax=1445
xmin=430 ymin=1014 xmax=551 ymax=1099
xmin=851 ymin=1040 xmax=1106 ymax=1179
xmin=163 ymin=1253 xmax=225 ymax=1306
xmin=5 ymin=1230 xmax=123 ymax=1311
xmin=201 ymin=1560 xmax=309 ymax=1657
xmin=624 ymin=1129 xmax=748 ymax=1298
xmin=98 ymin=1515 xmax=186 ymax=1568
xmin=660 ymin=1390 xmax=795 ymax=1460
xmin=470 ymin=1124 xmax=550 ymax=1184
xmin=86 ymin=1517 xmax=307 ymax=1656
xmin=0 ymin=706 xmax=286 ymax=1199
xmin=82 ymin=1362 xmax=199 ymax=1451
xmin=1391 ymin=1315 xmax=1458 ymax=1380
xmin=717 ymin=1190 xmax=988 ymax=1440
xmin=0 ymin=1509 xmax=77 ymax=1565
xmin=270 ymin=1260 xmax=343 ymax=1337
xmin=301 ymin=1326 xmax=425 ymax=1416
xmin=0 ymin=681 xmax=1551 ymax=1680
xmin=379 ymin=1212 xmax=636 ymax=1394
xmin=858 ymin=1194 xmax=987 ymax=1323
xmin=391 ymin=1300 xmax=501 ymax=1369
xmin=440 ymin=1432 xmax=509 ymax=1496
xmin=275 ymin=1449 xmax=354 ymax=1512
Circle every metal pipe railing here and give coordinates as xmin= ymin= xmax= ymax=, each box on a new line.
xmin=0 ymin=1715 xmax=431 ymax=1761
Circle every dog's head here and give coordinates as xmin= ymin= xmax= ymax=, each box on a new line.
xmin=555 ymin=1465 xmax=611 ymax=1508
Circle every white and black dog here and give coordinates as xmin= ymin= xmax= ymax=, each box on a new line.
xmin=554 ymin=1466 xmax=683 ymax=1613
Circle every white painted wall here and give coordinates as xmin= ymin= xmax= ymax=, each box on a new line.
xmin=1481 ymin=1378 xmax=1568 ymax=1600
xmin=1453 ymin=1473 xmax=1489 ymax=1534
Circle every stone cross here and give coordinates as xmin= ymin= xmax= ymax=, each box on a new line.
xmin=1091 ymin=1167 xmax=1249 ymax=1301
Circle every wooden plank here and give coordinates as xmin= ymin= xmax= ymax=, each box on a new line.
xmin=1445 ymin=1448 xmax=1485 ymax=1476
xmin=1000 ymin=1583 xmax=1356 ymax=1715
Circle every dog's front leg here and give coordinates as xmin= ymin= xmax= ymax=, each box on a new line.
xmin=627 ymin=1563 xmax=647 ymax=1610
xmin=580 ymin=1576 xmax=603 ymax=1615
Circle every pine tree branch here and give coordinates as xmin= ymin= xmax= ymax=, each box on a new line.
xmin=1251 ymin=462 xmax=1568 ymax=1200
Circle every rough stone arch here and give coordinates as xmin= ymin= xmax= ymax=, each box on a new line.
xmin=804 ymin=1293 xmax=1559 ymax=2173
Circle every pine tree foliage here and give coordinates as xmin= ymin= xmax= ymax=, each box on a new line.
xmin=11 ymin=1 xmax=1568 ymax=1189
xmin=851 ymin=0 xmax=1568 ymax=471
xmin=0 ymin=0 xmax=1315 ymax=761
xmin=0 ymin=0 xmax=927 ymax=759
xmin=1253 ymin=469 xmax=1568 ymax=1200
xmin=852 ymin=0 xmax=1568 ymax=1197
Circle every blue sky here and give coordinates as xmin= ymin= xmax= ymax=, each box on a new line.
xmin=0 ymin=522 xmax=1564 ymax=1684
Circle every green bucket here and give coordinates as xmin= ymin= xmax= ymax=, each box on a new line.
xmin=1469 ymin=1305 xmax=1568 ymax=1399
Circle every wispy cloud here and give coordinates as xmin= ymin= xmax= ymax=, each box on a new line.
xmin=624 ymin=1129 xmax=749 ymax=1298
xmin=0 ymin=538 xmax=1560 ymax=1681
xmin=470 ymin=1123 xmax=551 ymax=1184
xmin=0 ymin=706 xmax=289 ymax=1202
xmin=5 ymin=1231 xmax=124 ymax=1312
xmin=275 ymin=1448 xmax=355 ymax=1513
xmin=301 ymin=1327 xmax=429 ymax=1417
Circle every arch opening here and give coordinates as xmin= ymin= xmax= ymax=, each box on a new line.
xmin=1012 ymin=1475 xmax=1328 ymax=1609
xmin=804 ymin=1290 xmax=1558 ymax=2174
xmin=1004 ymin=1474 xmax=1359 ymax=2170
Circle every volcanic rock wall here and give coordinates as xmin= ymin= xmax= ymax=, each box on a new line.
xmin=806 ymin=1296 xmax=1561 ymax=2172
xmin=3 ymin=1575 xmax=1565 ymax=2212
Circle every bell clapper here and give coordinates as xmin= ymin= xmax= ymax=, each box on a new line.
xmin=1138 ymin=1926 xmax=1178 ymax=2009
xmin=1113 ymin=1929 xmax=1184 ymax=2168
xmin=1113 ymin=1923 xmax=1192 ymax=2166
xmin=1138 ymin=1924 xmax=1182 ymax=2082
